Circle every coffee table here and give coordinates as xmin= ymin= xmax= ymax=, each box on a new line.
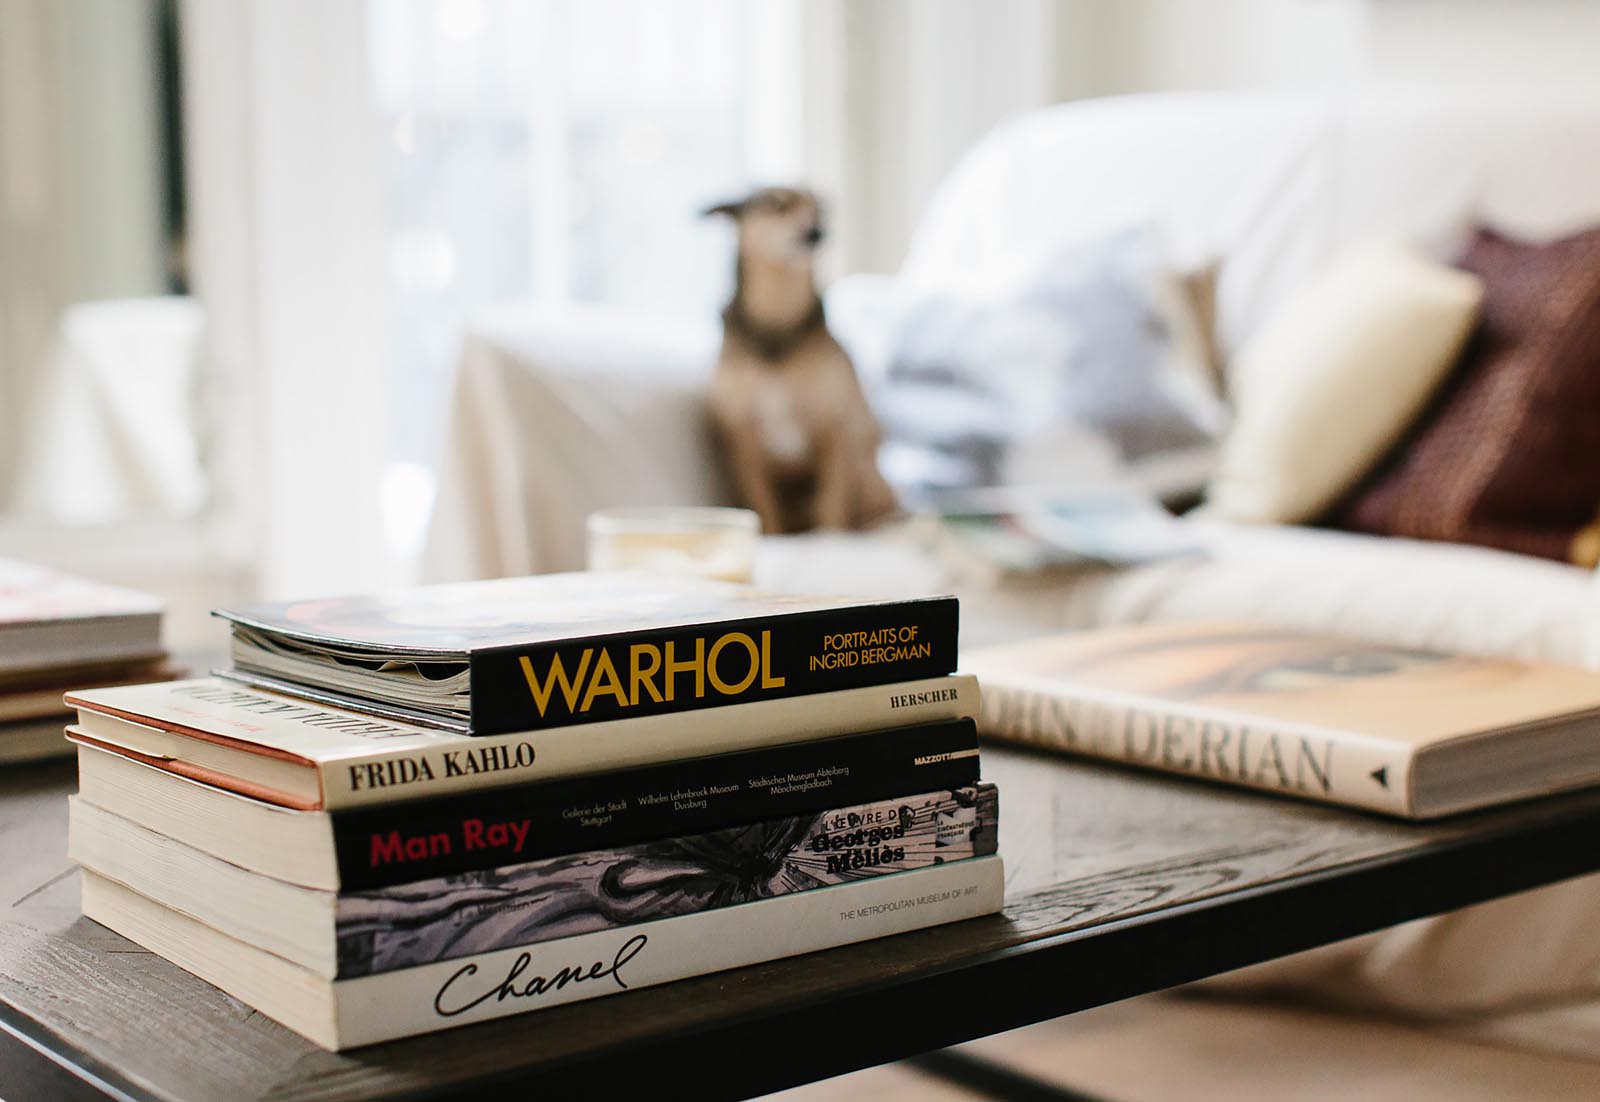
xmin=6 ymin=746 xmax=1600 ymax=1101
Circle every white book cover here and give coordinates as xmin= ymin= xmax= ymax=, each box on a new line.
xmin=67 ymin=674 xmax=978 ymax=810
xmin=965 ymin=621 xmax=1600 ymax=817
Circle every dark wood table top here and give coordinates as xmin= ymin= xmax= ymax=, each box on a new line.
xmin=6 ymin=747 xmax=1600 ymax=1102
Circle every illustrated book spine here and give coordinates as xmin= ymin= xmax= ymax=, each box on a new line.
xmin=977 ymin=678 xmax=1414 ymax=815
xmin=80 ymin=857 xmax=1006 ymax=1050
xmin=332 ymin=718 xmax=982 ymax=889
xmin=336 ymin=784 xmax=999 ymax=977
xmin=467 ymin=597 xmax=960 ymax=734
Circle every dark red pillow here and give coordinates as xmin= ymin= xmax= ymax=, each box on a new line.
xmin=1325 ymin=226 xmax=1600 ymax=565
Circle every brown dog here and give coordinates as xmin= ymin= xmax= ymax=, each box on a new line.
xmin=704 ymin=187 xmax=897 ymax=535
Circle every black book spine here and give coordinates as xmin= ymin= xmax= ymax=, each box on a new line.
xmin=466 ymin=596 xmax=958 ymax=735
xmin=332 ymin=717 xmax=980 ymax=890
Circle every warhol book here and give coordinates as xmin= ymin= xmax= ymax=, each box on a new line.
xmin=213 ymin=572 xmax=957 ymax=735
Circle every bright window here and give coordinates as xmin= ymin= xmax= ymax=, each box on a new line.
xmin=368 ymin=0 xmax=777 ymax=557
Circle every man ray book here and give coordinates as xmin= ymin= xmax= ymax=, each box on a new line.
xmin=68 ymin=717 xmax=982 ymax=890
xmin=966 ymin=621 xmax=1600 ymax=817
xmin=70 ymin=785 xmax=1000 ymax=979
xmin=213 ymin=571 xmax=958 ymax=735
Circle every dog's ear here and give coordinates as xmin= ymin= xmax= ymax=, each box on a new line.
xmin=702 ymin=198 xmax=745 ymax=220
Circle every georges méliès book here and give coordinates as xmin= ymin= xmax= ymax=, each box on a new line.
xmin=966 ymin=621 xmax=1600 ymax=818
xmin=210 ymin=571 xmax=958 ymax=735
xmin=71 ymin=785 xmax=1000 ymax=980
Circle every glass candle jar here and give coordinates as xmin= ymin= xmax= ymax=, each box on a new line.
xmin=585 ymin=506 xmax=759 ymax=584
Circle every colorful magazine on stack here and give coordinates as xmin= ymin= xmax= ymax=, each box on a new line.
xmin=213 ymin=572 xmax=958 ymax=735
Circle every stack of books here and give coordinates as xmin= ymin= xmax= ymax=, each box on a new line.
xmin=65 ymin=572 xmax=1003 ymax=1049
xmin=1 ymin=558 xmax=173 ymax=764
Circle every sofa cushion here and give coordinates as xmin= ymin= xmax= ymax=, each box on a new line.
xmin=1327 ymin=226 xmax=1600 ymax=565
xmin=827 ymin=226 xmax=1225 ymax=505
xmin=1204 ymin=239 xmax=1482 ymax=524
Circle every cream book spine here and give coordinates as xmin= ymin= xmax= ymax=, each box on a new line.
xmin=977 ymin=675 xmax=1415 ymax=816
xmin=82 ymin=856 xmax=1005 ymax=1050
xmin=69 ymin=674 xmax=978 ymax=810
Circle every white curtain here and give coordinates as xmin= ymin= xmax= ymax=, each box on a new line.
xmin=799 ymin=0 xmax=1069 ymax=278
xmin=0 ymin=0 xmax=169 ymax=509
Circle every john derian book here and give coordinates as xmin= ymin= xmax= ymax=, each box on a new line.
xmin=213 ymin=572 xmax=958 ymax=735
xmin=967 ymin=620 xmax=1600 ymax=818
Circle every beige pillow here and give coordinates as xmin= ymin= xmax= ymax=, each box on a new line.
xmin=1204 ymin=239 xmax=1483 ymax=524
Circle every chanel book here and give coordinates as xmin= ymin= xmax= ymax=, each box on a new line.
xmin=212 ymin=572 xmax=958 ymax=735
xmin=70 ymin=784 xmax=999 ymax=978
xmin=80 ymin=855 xmax=1005 ymax=1049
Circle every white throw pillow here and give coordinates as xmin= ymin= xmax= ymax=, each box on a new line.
xmin=1204 ymin=239 xmax=1483 ymax=524
xmin=828 ymin=226 xmax=1227 ymax=507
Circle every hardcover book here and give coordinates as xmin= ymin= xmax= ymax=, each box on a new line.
xmin=212 ymin=572 xmax=958 ymax=734
xmin=70 ymin=784 xmax=999 ymax=978
xmin=65 ymin=673 xmax=977 ymax=811
xmin=965 ymin=621 xmax=1600 ymax=818
xmin=81 ymin=855 xmax=1006 ymax=1050
xmin=0 ymin=558 xmax=164 ymax=674
xmin=69 ymin=718 xmax=982 ymax=890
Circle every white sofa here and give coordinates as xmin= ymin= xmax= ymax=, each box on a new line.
xmin=425 ymin=91 xmax=1600 ymax=664
xmin=424 ymin=92 xmax=1600 ymax=1092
